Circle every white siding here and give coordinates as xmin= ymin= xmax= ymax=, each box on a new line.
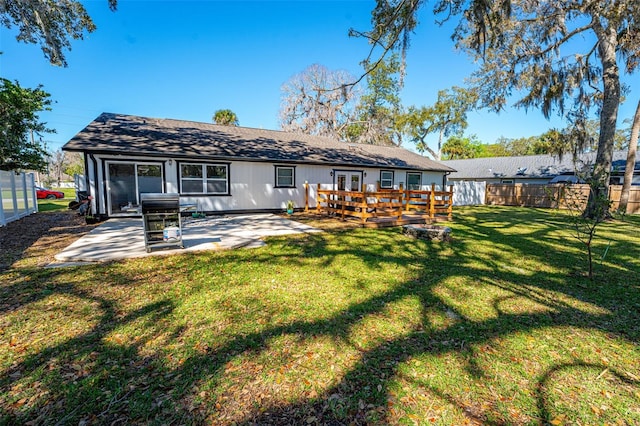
xmin=447 ymin=181 xmax=486 ymax=206
xmin=89 ymin=154 xmax=448 ymax=215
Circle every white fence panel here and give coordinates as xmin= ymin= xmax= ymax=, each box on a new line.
xmin=448 ymin=181 xmax=486 ymax=206
xmin=0 ymin=170 xmax=38 ymax=227
xmin=74 ymin=174 xmax=87 ymax=193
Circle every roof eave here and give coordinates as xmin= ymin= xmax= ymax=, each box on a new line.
xmin=62 ymin=146 xmax=452 ymax=172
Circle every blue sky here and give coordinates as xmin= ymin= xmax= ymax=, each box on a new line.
xmin=1 ymin=0 xmax=637 ymax=154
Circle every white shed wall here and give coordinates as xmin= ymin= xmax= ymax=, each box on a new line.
xmin=447 ymin=181 xmax=486 ymax=206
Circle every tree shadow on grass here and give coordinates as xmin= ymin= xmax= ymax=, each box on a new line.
xmin=237 ymin=285 xmax=636 ymax=423
xmin=535 ymin=362 xmax=640 ymax=424
xmin=0 ymin=267 xmax=184 ymax=424
xmin=1 ymin=207 xmax=639 ymax=424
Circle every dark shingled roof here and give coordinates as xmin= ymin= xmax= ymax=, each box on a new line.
xmin=63 ymin=113 xmax=455 ymax=173
xmin=442 ymin=150 xmax=640 ymax=180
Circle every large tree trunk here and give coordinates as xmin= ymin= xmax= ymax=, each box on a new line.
xmin=618 ymin=99 xmax=640 ymax=214
xmin=586 ymin=23 xmax=621 ymax=219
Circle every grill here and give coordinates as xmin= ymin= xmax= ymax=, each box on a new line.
xmin=141 ymin=192 xmax=180 ymax=213
xmin=140 ymin=193 xmax=184 ymax=253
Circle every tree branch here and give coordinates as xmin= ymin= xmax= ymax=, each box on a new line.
xmin=517 ymin=22 xmax=594 ymax=62
xmin=341 ymin=0 xmax=422 ymax=92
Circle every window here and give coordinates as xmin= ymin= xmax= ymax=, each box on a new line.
xmin=380 ymin=170 xmax=394 ymax=189
xmin=275 ymin=166 xmax=295 ymax=187
xmin=406 ymin=172 xmax=422 ymax=190
xmin=180 ymin=163 xmax=228 ymax=194
xmin=350 ymin=174 xmax=360 ymax=191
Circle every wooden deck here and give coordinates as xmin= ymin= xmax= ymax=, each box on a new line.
xmin=315 ymin=184 xmax=453 ymax=227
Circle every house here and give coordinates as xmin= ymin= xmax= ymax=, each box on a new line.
xmin=442 ymin=150 xmax=640 ymax=185
xmin=62 ymin=113 xmax=456 ymax=218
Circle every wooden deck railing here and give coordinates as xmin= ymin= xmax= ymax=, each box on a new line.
xmin=316 ymin=183 xmax=453 ymax=224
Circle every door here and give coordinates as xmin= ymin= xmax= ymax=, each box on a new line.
xmin=107 ymin=162 xmax=163 ymax=215
xmin=335 ymin=171 xmax=363 ymax=207
xmin=336 ymin=171 xmax=362 ymax=192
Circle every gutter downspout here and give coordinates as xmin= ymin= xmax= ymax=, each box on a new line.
xmin=89 ymin=153 xmax=100 ymax=217
xmin=443 ymin=171 xmax=451 ymax=188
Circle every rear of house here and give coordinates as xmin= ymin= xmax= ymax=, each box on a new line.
xmin=63 ymin=113 xmax=455 ymax=218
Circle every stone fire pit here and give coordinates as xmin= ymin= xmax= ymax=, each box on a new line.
xmin=402 ymin=224 xmax=452 ymax=242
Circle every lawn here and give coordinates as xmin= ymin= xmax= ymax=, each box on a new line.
xmin=1 ymin=206 xmax=639 ymax=425
xmin=36 ymin=188 xmax=75 ymax=212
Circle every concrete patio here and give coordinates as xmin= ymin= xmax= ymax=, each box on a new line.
xmin=53 ymin=213 xmax=321 ymax=264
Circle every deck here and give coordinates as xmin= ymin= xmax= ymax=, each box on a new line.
xmin=314 ymin=184 xmax=453 ymax=228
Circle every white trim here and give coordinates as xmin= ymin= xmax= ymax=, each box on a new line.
xmin=105 ymin=161 xmax=164 ymax=216
xmin=179 ymin=163 xmax=229 ymax=195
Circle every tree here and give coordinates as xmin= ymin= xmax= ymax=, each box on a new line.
xmin=213 ymin=109 xmax=239 ymax=126
xmin=477 ymin=142 xmax=510 ymax=158
xmin=490 ymin=131 xmax=572 ymax=157
xmin=399 ymin=86 xmax=477 ymax=160
xmin=63 ymin=151 xmax=84 ymax=177
xmin=618 ymin=99 xmax=640 ymax=215
xmin=46 ymin=149 xmax=83 ymax=185
xmin=583 ymin=119 xmax=630 ymax=151
xmin=495 ymin=120 xmax=629 ymax=158
xmin=493 ymin=136 xmax=540 ymax=157
xmin=552 ymin=184 xmax=610 ymax=279
xmin=1 ymin=0 xmax=117 ymax=67
xmin=347 ymin=54 xmax=404 ymax=146
xmin=441 ymin=134 xmax=483 ymax=160
xmin=279 ymin=64 xmax=359 ymax=140
xmin=0 ymin=78 xmax=53 ymax=172
xmin=364 ymin=0 xmax=640 ymax=218
xmin=398 ymin=106 xmax=431 ymax=156
xmin=48 ymin=149 xmax=66 ymax=186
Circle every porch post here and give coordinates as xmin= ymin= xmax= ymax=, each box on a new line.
xmin=361 ymin=183 xmax=367 ymax=224
xmin=304 ymin=181 xmax=309 ymax=212
xmin=400 ymin=183 xmax=407 ymax=212
xmin=430 ymin=183 xmax=436 ymax=218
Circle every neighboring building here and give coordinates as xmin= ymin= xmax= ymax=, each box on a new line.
xmin=442 ymin=150 xmax=640 ymax=185
xmin=62 ymin=113 xmax=455 ymax=218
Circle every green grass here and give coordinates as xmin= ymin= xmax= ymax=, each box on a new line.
xmin=1 ymin=206 xmax=639 ymax=424
xmin=36 ymin=188 xmax=74 ymax=212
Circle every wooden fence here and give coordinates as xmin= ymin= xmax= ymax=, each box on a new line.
xmin=316 ymin=183 xmax=453 ymax=224
xmin=608 ymin=185 xmax=640 ymax=213
xmin=485 ymin=183 xmax=640 ymax=214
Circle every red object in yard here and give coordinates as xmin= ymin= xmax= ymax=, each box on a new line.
xmin=36 ymin=186 xmax=65 ymax=199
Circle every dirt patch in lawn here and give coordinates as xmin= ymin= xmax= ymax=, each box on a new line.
xmin=0 ymin=210 xmax=96 ymax=270
xmin=281 ymin=211 xmax=363 ymax=231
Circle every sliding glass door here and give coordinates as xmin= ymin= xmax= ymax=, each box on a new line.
xmin=107 ymin=162 xmax=163 ymax=215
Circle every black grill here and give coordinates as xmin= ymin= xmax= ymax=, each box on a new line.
xmin=140 ymin=193 xmax=184 ymax=252
xmin=140 ymin=193 xmax=180 ymax=213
